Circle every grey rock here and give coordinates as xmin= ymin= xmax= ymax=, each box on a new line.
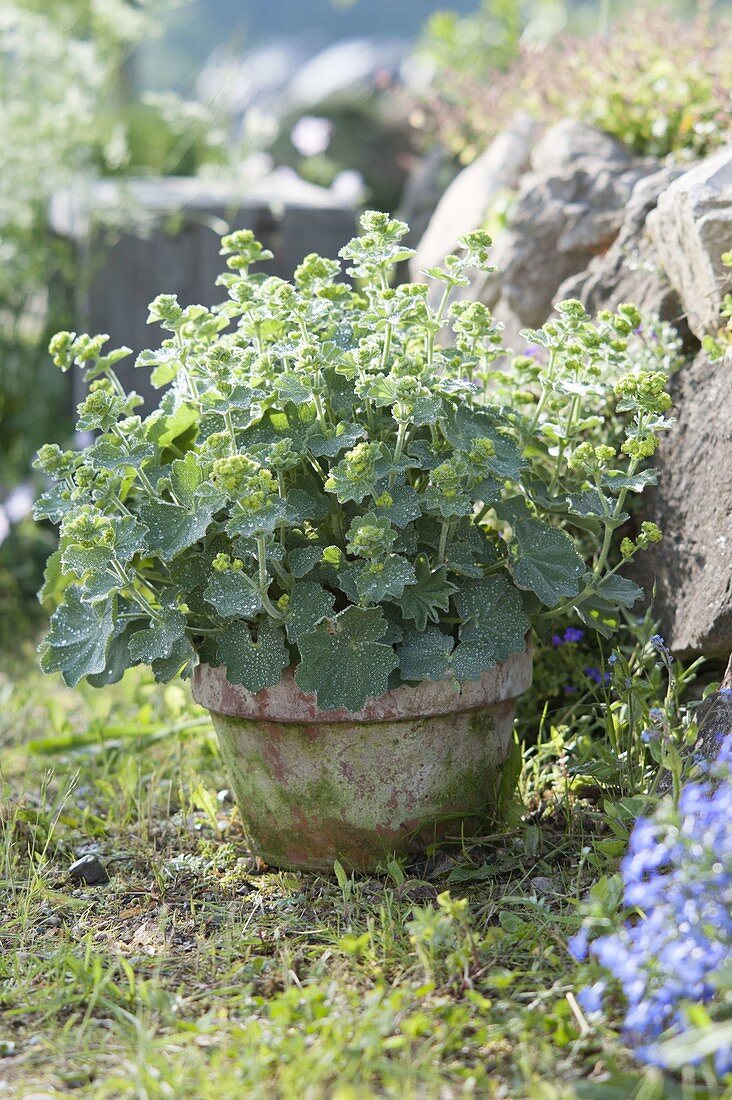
xmin=486 ymin=134 xmax=657 ymax=327
xmin=68 ymin=854 xmax=109 ymax=885
xmin=692 ymin=662 xmax=732 ymax=773
xmin=556 ymin=166 xmax=688 ymax=326
xmin=530 ymin=119 xmax=634 ymax=176
xmin=647 ymin=148 xmax=732 ymax=339
xmin=644 ymin=351 xmax=732 ymax=657
xmin=409 ymin=113 xmax=536 ymax=286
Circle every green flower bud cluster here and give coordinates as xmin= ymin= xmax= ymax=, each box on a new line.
xmin=429 ymin=456 xmax=469 ymax=500
xmin=467 ymin=437 xmax=497 ymax=475
xmin=615 ymin=371 xmax=672 ymax=414
xmin=34 ymin=444 xmax=80 ymax=479
xmin=346 ymin=514 xmax=396 ymax=560
xmin=62 ymin=508 xmax=114 ymax=548
xmin=325 ymin=442 xmax=380 ymax=496
xmin=76 ymin=387 xmax=127 ymax=432
xmin=220 ymin=230 xmax=273 ymax=272
xmin=568 ymin=442 xmax=615 ymax=471
xmin=212 ymin=456 xmax=276 ymax=509
xmin=621 ymin=522 xmax=663 ymax=558
xmin=212 ymin=553 xmax=245 ymax=573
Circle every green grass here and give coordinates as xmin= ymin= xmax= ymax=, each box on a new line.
xmin=0 ymin=646 xmax=726 ymax=1099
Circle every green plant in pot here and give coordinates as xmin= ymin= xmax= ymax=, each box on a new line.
xmin=35 ymin=212 xmax=671 ymax=871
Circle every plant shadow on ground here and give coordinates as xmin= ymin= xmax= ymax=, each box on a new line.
xmin=0 ymin=645 xmax=724 ymax=1099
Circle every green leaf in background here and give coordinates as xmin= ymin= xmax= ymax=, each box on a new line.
xmin=217 ymin=619 xmax=289 ymax=693
xmin=510 ymin=518 xmax=585 ymax=607
xmin=39 ymin=586 xmax=115 ymax=687
xmin=295 ymin=606 xmax=398 ymax=712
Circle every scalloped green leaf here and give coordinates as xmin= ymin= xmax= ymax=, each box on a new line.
xmin=593 ymin=572 xmax=644 ymax=609
xmin=396 ymin=556 xmax=456 ymax=632
xmin=443 ymin=406 xmax=524 ymax=480
xmin=454 ymin=575 xmax=530 ymax=665
xmin=284 ymin=582 xmax=335 ymax=644
xmin=398 ymin=627 xmax=454 ymax=682
xmin=225 ymin=498 xmax=287 ymax=539
xmin=374 ymin=484 xmax=422 ymax=528
xmin=274 ymin=372 xmax=313 ymax=405
xmin=343 ymin=556 xmax=417 ymax=605
xmin=139 ymin=499 xmax=215 ymax=561
xmin=295 ymin=606 xmax=398 ymax=711
xmin=601 ymin=468 xmax=658 ymax=493
xmin=307 ymin=422 xmax=366 ymax=459
xmin=90 ymin=438 xmax=155 ymax=472
xmin=39 ymin=586 xmax=115 ymax=687
xmin=128 ymin=607 xmax=186 ymax=664
xmin=151 ymin=635 xmax=196 ymax=682
xmin=451 ymin=639 xmax=501 ymax=682
xmin=203 ymin=571 xmax=261 ymax=619
xmin=510 ymin=518 xmax=585 ymax=607
xmin=217 ymin=619 xmax=289 ymax=692
xmin=87 ymin=620 xmax=138 ymax=687
xmin=287 ymin=546 xmax=323 ymax=578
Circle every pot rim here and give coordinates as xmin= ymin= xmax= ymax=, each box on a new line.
xmin=191 ymin=640 xmax=532 ymax=724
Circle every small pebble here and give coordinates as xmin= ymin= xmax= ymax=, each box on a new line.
xmin=68 ymin=854 xmax=109 ymax=885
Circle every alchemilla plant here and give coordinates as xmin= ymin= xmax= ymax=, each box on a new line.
xmin=36 ymin=212 xmax=671 ymax=712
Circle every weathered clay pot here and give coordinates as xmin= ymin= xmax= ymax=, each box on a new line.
xmin=192 ymin=649 xmax=532 ymax=872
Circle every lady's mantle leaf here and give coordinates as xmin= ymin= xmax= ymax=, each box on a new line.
xmin=284 ymin=582 xmax=335 ymax=644
xmin=397 ymin=556 xmax=456 ymax=631
xmin=398 ymin=627 xmax=454 ymax=682
xmin=373 ymin=484 xmax=422 ymax=528
xmin=151 ymin=636 xmax=196 ymax=683
xmin=129 ymin=608 xmax=187 ymax=664
xmin=443 ymin=406 xmax=524 ymax=480
xmin=217 ymin=620 xmax=289 ymax=693
xmin=140 ymin=499 xmax=216 ymax=561
xmin=343 ymin=557 xmax=417 ymax=605
xmin=307 ymin=422 xmax=366 ymax=458
xmin=39 ymin=586 xmax=115 ymax=687
xmin=510 ymin=518 xmax=585 ymax=607
xmin=592 ymin=572 xmax=644 ymax=609
xmin=203 ymin=571 xmax=261 ymax=619
xmin=454 ymin=575 xmax=530 ymax=666
xmin=295 ymin=606 xmax=398 ymax=712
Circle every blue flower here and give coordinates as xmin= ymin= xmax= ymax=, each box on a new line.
xmin=572 ymin=733 xmax=732 ymax=1075
xmin=578 ymin=981 xmax=606 ymax=1014
xmin=608 ymin=653 xmax=618 ymax=666
xmin=585 ymin=666 xmax=611 ymax=685
xmin=568 ymin=927 xmax=589 ymax=961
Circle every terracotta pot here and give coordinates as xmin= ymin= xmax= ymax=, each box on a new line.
xmin=192 ymin=648 xmax=532 ymax=872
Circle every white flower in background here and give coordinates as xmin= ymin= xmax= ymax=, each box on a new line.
xmin=290 ymin=115 xmax=333 ymax=158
